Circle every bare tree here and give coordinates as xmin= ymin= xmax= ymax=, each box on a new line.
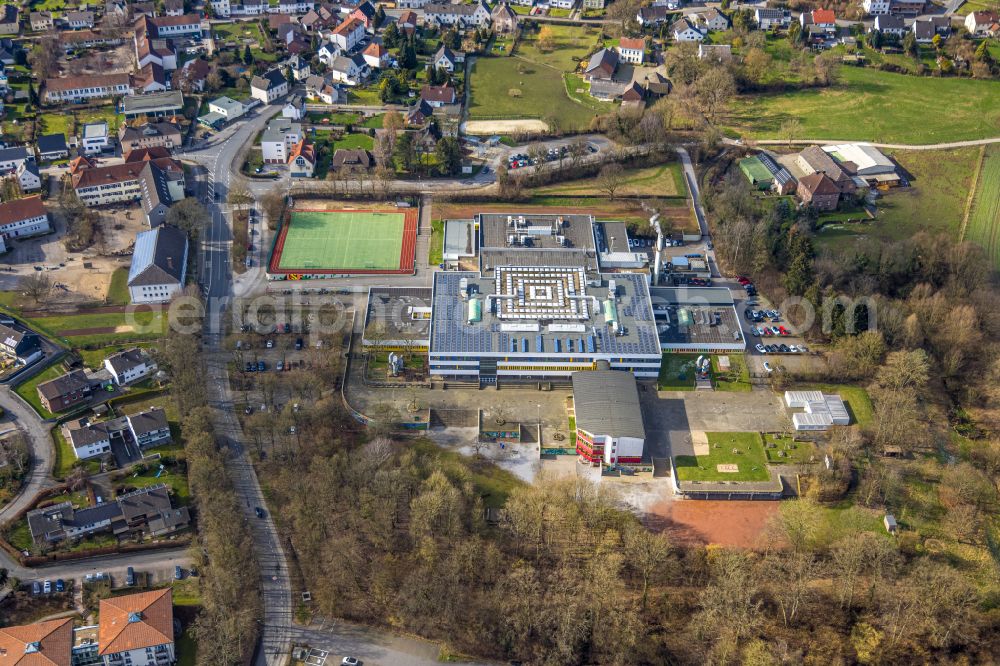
xmin=22 ymin=273 xmax=52 ymax=305
xmin=374 ymin=165 xmax=395 ymax=200
xmin=227 ymin=182 xmax=254 ymax=210
xmin=597 ymin=163 xmax=626 ymax=200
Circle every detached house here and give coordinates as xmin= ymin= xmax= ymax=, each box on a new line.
xmin=583 ymin=48 xmax=618 ymax=80
xmin=670 ymin=17 xmax=704 ymax=42
xmin=288 ymin=140 xmax=316 ymax=178
xmin=305 ymin=73 xmax=342 ymax=104
xmin=119 ymin=122 xmax=183 ymax=153
xmin=37 ymin=134 xmax=70 ymax=161
xmin=105 ymin=348 xmax=155 ymax=385
xmin=0 ymin=5 xmax=19 ymax=35
xmin=617 ymin=37 xmax=645 ymax=64
xmin=421 ymin=84 xmax=457 ymax=107
xmin=330 ymin=17 xmax=366 ymax=51
xmin=491 ymin=2 xmax=519 ymax=33
xmin=872 ymin=14 xmax=906 ymax=37
xmin=800 ymin=9 xmax=836 ymax=35
xmin=29 ymin=10 xmax=55 ymax=31
xmin=262 ymin=118 xmax=303 ymax=163
xmin=0 ymin=323 xmax=41 ymax=365
xmin=363 ymin=42 xmax=390 ymax=69
xmin=754 ymin=8 xmax=791 ymax=29
xmin=424 ymin=1 xmax=491 ymax=28
xmin=636 ymin=5 xmax=670 ymax=27
xmin=965 ymin=10 xmax=999 ymax=36
xmin=37 ymin=369 xmax=97 ymax=413
xmin=432 ymin=45 xmax=462 ymax=73
xmin=251 ymin=68 xmax=290 ymax=104
xmin=692 ymin=8 xmax=730 ymax=32
xmin=797 ymin=173 xmax=840 ymax=211
xmin=127 ymin=225 xmax=188 ymax=304
xmin=327 ymin=54 xmax=368 ymax=86
xmin=65 ymin=10 xmax=96 ymax=29
xmin=912 ymin=16 xmax=950 ymax=42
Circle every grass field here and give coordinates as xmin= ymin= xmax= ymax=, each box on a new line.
xmin=24 ymin=309 xmax=167 ymax=346
xmin=469 ymin=25 xmax=614 ymax=131
xmin=675 ymin=432 xmax=771 ymax=482
xmin=802 ymin=384 xmax=874 ymax=427
xmin=532 ymin=164 xmax=687 ymax=198
xmin=276 ymin=211 xmax=404 ymax=271
xmin=712 ymin=354 xmax=751 ymax=392
xmin=657 ymin=353 xmax=700 ymax=390
xmin=429 ymin=219 xmax=444 ymax=266
xmin=963 ymin=145 xmax=1000 ymax=269
xmin=15 ymin=364 xmax=64 ymax=418
xmin=105 ymin=268 xmax=130 ymax=305
xmin=763 ymin=433 xmax=816 ymax=464
xmin=815 ymin=148 xmax=979 ymax=252
xmin=729 ymin=67 xmax=1000 ymax=144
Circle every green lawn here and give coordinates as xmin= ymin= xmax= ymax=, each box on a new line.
xmin=468 ymin=56 xmax=609 ymax=132
xmin=38 ymin=113 xmax=73 ymax=138
xmin=176 ymin=632 xmax=197 ymax=666
xmin=533 ymin=164 xmax=686 ymax=197
xmin=657 ymin=353 xmax=700 ymax=390
xmin=963 ymin=145 xmax=1000 ymax=269
xmin=52 ymin=427 xmax=100 ymax=479
xmin=331 ymin=133 xmax=374 ymax=152
xmin=24 ymin=309 xmax=168 ymax=346
xmin=729 ymin=66 xmax=1000 ymax=144
xmin=428 ymin=219 xmax=444 ymax=266
xmin=6 ymin=518 xmax=33 ymax=551
xmin=105 ymin=268 xmax=130 ymax=305
xmin=360 ymin=113 xmax=384 ymax=129
xmin=517 ymin=24 xmax=599 ymax=70
xmin=78 ymin=343 xmax=156 ymax=371
xmin=14 ymin=364 xmax=63 ymax=418
xmin=712 ymin=354 xmax=751 ymax=392
xmin=675 ymin=432 xmax=771 ymax=482
xmin=816 ymin=148 xmax=979 ymax=252
xmin=123 ymin=463 xmax=190 ymax=505
xmin=802 ymin=384 xmax=874 ymax=427
xmin=763 ymin=433 xmax=816 ymax=464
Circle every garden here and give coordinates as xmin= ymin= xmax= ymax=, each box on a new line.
xmin=674 ymin=431 xmax=771 ymax=482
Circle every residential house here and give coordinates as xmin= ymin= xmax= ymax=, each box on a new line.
xmin=208 ymin=96 xmax=246 ymax=121
xmin=288 ymin=140 xmax=316 ymax=177
xmin=327 ymin=53 xmax=367 ymax=85
xmin=912 ymin=16 xmax=950 ymax=43
xmin=636 ymin=5 xmax=670 ymax=27
xmin=304 ymin=73 xmax=342 ymax=104
xmin=424 ymin=1 xmax=492 ymax=28
xmin=300 ymin=7 xmax=336 ymax=31
xmin=285 ymin=54 xmax=312 ymax=81
xmin=583 ymin=47 xmax=618 ymax=80
xmin=692 ymin=8 xmax=730 ymax=32
xmin=965 ymin=11 xmax=998 ymax=35
xmin=862 ymin=0 xmax=891 ymax=14
xmin=795 ymin=145 xmax=856 ymax=196
xmin=127 ymin=225 xmax=188 ymax=304
xmin=754 ymin=8 xmax=791 ymax=29
xmin=37 ymin=369 xmax=97 ymax=413
xmin=0 ymin=146 xmax=33 ymax=173
xmin=397 ymin=10 xmax=418 ymax=36
xmin=491 ymin=2 xmax=519 ymax=33
xmin=0 ymin=37 xmax=17 ymax=65
xmin=283 ymin=94 xmax=305 ymax=120
xmin=127 ymin=408 xmax=171 ymax=448
xmin=0 ymin=322 xmax=41 ymax=365
xmin=138 ymin=156 xmax=186 ymax=227
xmin=262 ymin=119 xmax=303 ymax=163
xmin=65 ymin=10 xmax=96 ymax=29
xmin=141 ymin=13 xmax=202 ymax=39
xmin=134 ymin=16 xmax=179 ymax=71
xmin=17 ymin=162 xmax=42 ymax=193
xmin=872 ymin=14 xmax=906 ymax=37
xmin=617 ymin=37 xmax=644 ymax=64
xmin=583 ymin=0 xmax=605 ymax=9
xmin=37 ymin=134 xmax=70 ymax=161
xmin=421 ymin=84 xmax=457 ymax=107
xmin=350 ymin=1 xmax=377 ymax=30
xmin=363 ymin=42 xmax=390 ymax=69
xmin=670 ymin=18 xmax=704 ymax=42
xmin=81 ymin=122 xmax=110 ymax=155
xmin=164 ymin=0 xmax=185 ymax=15
xmin=29 ymin=10 xmax=55 ymax=31
xmin=276 ymin=0 xmax=314 ymax=14
xmin=698 ymin=43 xmax=732 ymax=61
xmin=331 ymin=148 xmax=373 ymax=172
xmin=98 ymin=589 xmax=176 ymax=666
xmin=398 ymin=0 xmax=432 ymax=7
xmin=888 ymin=0 xmax=926 ymax=16
xmin=105 ymin=348 xmax=155 ymax=385
xmin=550 ymin=0 xmax=575 ymax=9
xmin=432 ymin=45 xmax=461 ymax=72
xmin=329 ymin=17 xmax=366 ymax=51
xmin=134 ymin=62 xmax=170 ymax=94
xmin=0 ymin=195 xmax=50 ymax=242
xmin=317 ymin=40 xmax=340 ymax=65
xmin=43 ymin=74 xmax=133 ymax=103
xmin=406 ymin=99 xmax=433 ymax=125
xmin=67 ymin=408 xmax=170 ymax=459
xmin=800 ymin=8 xmax=836 ymax=34
xmin=175 ymin=58 xmax=211 ymax=92
xmin=251 ymin=68 xmax=290 ymax=104
xmin=66 ymin=418 xmax=113 ymax=459
xmin=0 ymin=5 xmax=18 ymax=35
xmin=0 ymin=619 xmax=75 ymax=664
xmin=797 ymin=172 xmax=839 ymax=210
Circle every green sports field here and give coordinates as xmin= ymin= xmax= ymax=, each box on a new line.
xmin=276 ymin=210 xmax=405 ymax=271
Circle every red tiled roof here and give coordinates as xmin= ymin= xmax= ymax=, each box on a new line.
xmin=812 ymin=9 xmax=836 ymax=23
xmin=124 ymin=146 xmax=172 ymax=162
xmin=44 ymin=73 xmax=131 ymax=93
xmin=0 ymin=618 xmax=73 ymax=666
xmin=799 ymin=172 xmax=839 ymax=196
xmin=420 ymin=84 xmax=456 ymax=104
xmin=288 ymin=139 xmax=316 ymax=165
xmin=619 ymin=37 xmax=645 ymax=50
xmin=332 ymin=17 xmax=362 ymax=35
xmin=0 ymin=195 xmax=45 ymax=227
xmin=363 ymin=42 xmax=386 ymax=57
xmin=98 ymin=588 xmax=174 ymax=656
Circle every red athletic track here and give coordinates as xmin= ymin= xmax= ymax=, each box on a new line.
xmin=268 ymin=208 xmax=418 ymax=276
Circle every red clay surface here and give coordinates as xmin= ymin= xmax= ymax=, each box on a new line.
xmin=644 ymin=500 xmax=781 ymax=549
xmin=267 ymin=208 xmax=418 ymax=276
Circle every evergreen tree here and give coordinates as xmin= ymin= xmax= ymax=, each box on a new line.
xmin=243 ymin=44 xmax=253 ymax=66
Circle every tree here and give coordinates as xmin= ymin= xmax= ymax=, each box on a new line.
xmin=742 ymin=47 xmax=772 ymax=85
xmin=597 ymin=163 xmax=625 ymax=200
xmin=695 ymin=67 xmax=736 ymax=123
xmin=21 ymin=273 xmax=52 ymax=305
xmin=780 ymin=118 xmax=802 ymax=147
xmin=374 ymin=165 xmax=395 ymax=200
xmin=243 ymin=44 xmax=253 ymax=66
xmin=902 ymin=31 xmax=918 ymax=59
xmin=227 ymin=182 xmax=254 ymax=210
xmin=166 ymin=198 xmax=209 ymax=238
xmin=260 ymin=187 xmax=286 ymax=230
xmin=538 ymin=25 xmax=556 ymax=51
xmin=434 ymin=137 xmax=462 ymax=176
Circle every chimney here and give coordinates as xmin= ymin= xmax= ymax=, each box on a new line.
xmin=166 ymin=256 xmax=173 ymax=270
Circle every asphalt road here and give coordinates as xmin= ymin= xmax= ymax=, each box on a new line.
xmin=0 ymin=387 xmax=54 ymax=528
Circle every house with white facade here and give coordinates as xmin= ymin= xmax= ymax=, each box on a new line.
xmin=424 ymin=1 xmax=491 ymax=27
xmin=17 ymin=161 xmax=43 ymax=193
xmin=127 ymin=225 xmax=188 ymax=304
xmin=43 ymin=74 xmax=133 ymax=103
xmin=862 ymin=0 xmax=891 ymax=15
xmin=209 ymin=96 xmax=247 ymax=121
xmin=670 ymin=17 xmax=705 ymax=42
xmin=965 ymin=10 xmax=999 ymax=35
xmin=617 ymin=37 xmax=644 ymax=64
xmin=327 ymin=54 xmax=367 ymax=85
xmin=754 ymin=8 xmax=791 ymax=29
xmin=251 ymin=68 xmax=290 ymax=105
xmin=0 ymin=146 xmax=33 ymax=173
xmin=0 ymin=195 xmax=50 ymax=241
xmin=330 ymin=17 xmax=366 ymax=51
xmin=692 ymin=8 xmax=730 ymax=32
xmin=261 ymin=119 xmax=303 ymax=163
xmin=97 ymin=588 xmax=176 ymax=666
xmin=81 ymin=122 xmax=110 ymax=155
xmin=104 ymin=348 xmax=155 ymax=385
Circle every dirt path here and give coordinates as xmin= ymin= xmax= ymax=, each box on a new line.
xmin=743 ymin=137 xmax=1000 ymax=150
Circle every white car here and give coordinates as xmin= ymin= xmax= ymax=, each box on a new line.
xmin=755 ymin=343 xmax=765 ymax=353
xmin=789 ymin=345 xmax=800 ymax=353
xmin=342 ymin=658 xmax=361 ymax=666
xmin=763 ymin=361 xmax=773 ymax=373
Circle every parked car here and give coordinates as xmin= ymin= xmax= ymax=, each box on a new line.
xmin=175 ymin=566 xmax=184 ymax=580
xmin=342 ymin=658 xmax=361 ymax=666
xmin=245 ymin=362 xmax=254 ymax=373
xmin=265 ymin=339 xmax=274 ymax=349
xmin=763 ymin=361 xmax=773 ymax=373
xmin=283 ymin=323 xmax=291 ymax=333
xmin=255 ymin=506 xmax=265 ymax=519
xmin=55 ymin=579 xmax=65 ymax=592
xmin=755 ymin=343 xmax=765 ymax=353
xmin=295 ymin=338 xmax=303 ymax=350
xmin=276 ymin=361 xmax=284 ymax=371
xmin=779 ymin=344 xmax=790 ymax=353
xmin=43 ymin=580 xmax=51 ymax=594
xmin=257 ymin=360 xmax=265 ymax=372
xmin=126 ymin=567 xmax=135 ymax=586
xmin=32 ymin=581 xmax=41 ymax=594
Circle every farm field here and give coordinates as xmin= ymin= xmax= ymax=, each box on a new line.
xmin=963 ymin=145 xmax=1000 ymax=269
xmin=729 ymin=67 xmax=1000 ymax=144
xmin=815 ymin=148 xmax=979 ymax=251
xmin=532 ymin=163 xmax=687 ymax=198
xmin=674 ymin=432 xmax=771 ymax=482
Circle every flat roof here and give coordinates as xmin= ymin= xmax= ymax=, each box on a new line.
xmin=479 ymin=212 xmax=595 ymax=252
xmin=364 ymin=286 xmax=433 ymax=343
xmin=572 ymin=369 xmax=645 ymax=440
xmin=443 ymin=219 xmax=476 ymax=259
xmin=594 ymin=221 xmax=630 ymax=254
xmin=121 ymin=91 xmax=184 ymax=113
xmin=430 ymin=269 xmax=660 ymax=357
xmin=649 ymin=287 xmax=743 ymax=348
xmin=649 ymin=286 xmax=736 ymax=307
